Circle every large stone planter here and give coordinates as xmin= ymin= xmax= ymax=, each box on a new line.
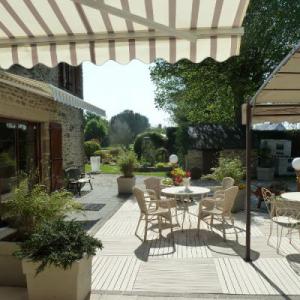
xmin=232 ymin=189 xmax=246 ymax=213
xmin=22 ymin=256 xmax=92 ymax=300
xmin=117 ymin=176 xmax=136 ymax=194
xmin=0 ymin=241 xmax=26 ymax=287
xmin=256 ymin=167 xmax=275 ymax=181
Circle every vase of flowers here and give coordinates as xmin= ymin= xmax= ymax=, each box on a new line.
xmin=170 ymin=168 xmax=191 ymax=187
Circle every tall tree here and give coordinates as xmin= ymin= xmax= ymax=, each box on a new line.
xmin=84 ymin=114 xmax=108 ymax=145
xmin=109 ymin=110 xmax=150 ymax=144
xmin=150 ymin=0 xmax=300 ymax=125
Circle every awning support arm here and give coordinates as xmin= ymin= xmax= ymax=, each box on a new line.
xmin=71 ymin=0 xmax=197 ymax=42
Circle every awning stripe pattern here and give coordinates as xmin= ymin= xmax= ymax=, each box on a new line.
xmin=0 ymin=0 xmax=249 ymax=68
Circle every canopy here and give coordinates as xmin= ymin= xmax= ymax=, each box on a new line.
xmin=0 ymin=0 xmax=249 ymax=68
xmin=0 ymin=70 xmax=106 ymax=116
xmin=242 ymin=42 xmax=300 ymax=124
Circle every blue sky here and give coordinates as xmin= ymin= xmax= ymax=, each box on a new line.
xmin=82 ymin=60 xmax=171 ymax=127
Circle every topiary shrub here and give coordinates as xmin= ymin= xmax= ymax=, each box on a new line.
xmin=133 ymin=132 xmax=167 ymax=159
xmin=84 ymin=141 xmax=100 ymax=158
xmin=14 ymin=219 xmax=102 ymax=274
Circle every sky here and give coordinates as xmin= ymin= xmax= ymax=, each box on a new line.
xmin=82 ymin=60 xmax=171 ymax=127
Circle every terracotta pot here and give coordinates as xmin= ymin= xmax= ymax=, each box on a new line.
xmin=0 ymin=241 xmax=26 ymax=287
xmin=117 ymin=176 xmax=136 ymax=194
xmin=22 ymin=256 xmax=92 ymax=300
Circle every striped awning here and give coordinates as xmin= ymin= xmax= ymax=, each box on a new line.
xmin=242 ymin=42 xmax=300 ymax=124
xmin=0 ymin=0 xmax=249 ymax=68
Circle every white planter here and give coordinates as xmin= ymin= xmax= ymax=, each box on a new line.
xmin=117 ymin=176 xmax=136 ymax=194
xmin=0 ymin=241 xmax=26 ymax=287
xmin=256 ymin=167 xmax=275 ymax=181
xmin=22 ymin=256 xmax=92 ymax=300
xmin=231 ymin=189 xmax=246 ymax=213
xmin=90 ymin=156 xmax=101 ymax=173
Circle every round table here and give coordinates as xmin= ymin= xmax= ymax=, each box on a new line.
xmin=281 ymin=192 xmax=300 ymax=202
xmin=161 ymin=186 xmax=210 ymax=229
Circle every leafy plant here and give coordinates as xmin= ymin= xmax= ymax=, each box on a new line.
xmin=0 ymin=179 xmax=81 ymax=240
xmin=117 ymin=151 xmax=138 ymax=177
xmin=84 ymin=140 xmax=100 ymax=158
xmin=14 ymin=219 xmax=102 ymax=274
xmin=258 ymin=142 xmax=274 ymax=168
xmin=204 ymin=156 xmax=245 ymax=184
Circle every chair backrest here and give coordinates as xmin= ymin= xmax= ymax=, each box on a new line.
xmin=133 ymin=187 xmax=148 ymax=214
xmin=261 ymin=187 xmax=274 ymax=217
xmin=65 ymin=167 xmax=81 ymax=180
xmin=223 ymin=186 xmax=239 ymax=215
xmin=222 ymin=177 xmax=235 ymax=189
xmin=144 ymin=177 xmax=161 ymax=199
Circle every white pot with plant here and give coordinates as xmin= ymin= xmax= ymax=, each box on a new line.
xmin=16 ymin=219 xmax=102 ymax=300
xmin=0 ymin=179 xmax=81 ymax=287
xmin=117 ymin=151 xmax=138 ymax=194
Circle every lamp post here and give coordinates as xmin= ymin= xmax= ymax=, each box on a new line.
xmin=292 ymin=158 xmax=300 ymax=191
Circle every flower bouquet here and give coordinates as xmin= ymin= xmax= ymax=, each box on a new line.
xmin=171 ymin=168 xmax=191 ymax=189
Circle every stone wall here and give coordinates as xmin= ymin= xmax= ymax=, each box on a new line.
xmin=0 ymin=82 xmax=85 ymax=186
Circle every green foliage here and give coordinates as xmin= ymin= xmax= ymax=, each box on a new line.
xmin=84 ymin=140 xmax=100 ymax=158
xmin=84 ymin=118 xmax=108 ymax=144
xmin=258 ymin=142 xmax=274 ymax=168
xmin=0 ymin=180 xmax=81 ymax=240
xmin=14 ymin=219 xmax=102 ymax=274
xmin=150 ymin=0 xmax=300 ymax=125
xmin=190 ymin=167 xmax=202 ymax=180
xmin=133 ymin=131 xmax=167 ymax=159
xmin=117 ymin=151 xmax=138 ymax=177
xmin=204 ymin=156 xmax=245 ymax=184
xmin=155 ymin=147 xmax=168 ymax=163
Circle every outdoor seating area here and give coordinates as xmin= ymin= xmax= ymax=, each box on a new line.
xmin=91 ymin=176 xmax=300 ymax=296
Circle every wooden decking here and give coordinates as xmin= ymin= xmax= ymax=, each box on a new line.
xmin=92 ymin=198 xmax=300 ymax=296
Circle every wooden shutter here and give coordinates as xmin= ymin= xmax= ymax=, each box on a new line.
xmin=49 ymin=123 xmax=63 ymax=191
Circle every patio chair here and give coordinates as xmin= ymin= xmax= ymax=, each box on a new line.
xmin=211 ymin=177 xmax=235 ymax=193
xmin=133 ymin=186 xmax=174 ymax=242
xmin=261 ymin=187 xmax=300 ymax=252
xmin=65 ymin=167 xmax=93 ymax=196
xmin=197 ymin=186 xmax=239 ymax=240
xmin=144 ymin=177 xmax=179 ymax=224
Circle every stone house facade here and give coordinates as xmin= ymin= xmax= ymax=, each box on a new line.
xmin=0 ymin=69 xmax=94 ymax=196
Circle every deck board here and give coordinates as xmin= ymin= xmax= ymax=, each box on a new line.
xmin=92 ymin=198 xmax=300 ymax=295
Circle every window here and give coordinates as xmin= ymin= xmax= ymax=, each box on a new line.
xmin=0 ymin=118 xmax=40 ymax=197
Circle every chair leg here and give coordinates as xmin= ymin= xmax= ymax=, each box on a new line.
xmin=144 ymin=216 xmax=148 ymax=241
xmin=135 ymin=214 xmax=143 ymax=237
xmin=158 ymin=216 xmax=162 ymax=237
xmin=89 ymin=180 xmax=93 ymax=190
xmin=222 ymin=217 xmax=226 ymax=240
xmin=267 ymin=221 xmax=273 ymax=245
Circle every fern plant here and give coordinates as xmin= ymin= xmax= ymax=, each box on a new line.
xmin=14 ymin=219 xmax=103 ymax=274
xmin=0 ymin=179 xmax=82 ymax=240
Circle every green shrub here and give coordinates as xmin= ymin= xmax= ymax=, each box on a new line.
xmin=117 ymin=151 xmax=138 ymax=177
xmin=109 ymin=147 xmax=122 ymax=157
xmin=0 ymin=179 xmax=81 ymax=240
xmin=134 ymin=132 xmax=167 ymax=159
xmin=155 ymin=162 xmax=165 ymax=168
xmin=84 ymin=141 xmax=100 ymax=158
xmin=203 ymin=156 xmax=245 ymax=184
xmin=14 ymin=219 xmax=102 ymax=274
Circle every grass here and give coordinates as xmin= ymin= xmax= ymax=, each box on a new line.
xmin=85 ymin=164 xmax=166 ymax=177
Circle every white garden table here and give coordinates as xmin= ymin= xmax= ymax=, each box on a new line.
xmin=281 ymin=192 xmax=300 ymax=202
xmin=161 ymin=186 xmax=210 ymax=230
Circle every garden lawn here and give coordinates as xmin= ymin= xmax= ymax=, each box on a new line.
xmin=85 ymin=164 xmax=166 ymax=177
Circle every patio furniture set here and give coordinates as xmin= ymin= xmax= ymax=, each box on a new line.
xmin=133 ymin=177 xmax=300 ymax=253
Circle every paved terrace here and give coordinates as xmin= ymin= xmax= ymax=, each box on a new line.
xmin=89 ymin=176 xmax=300 ymax=298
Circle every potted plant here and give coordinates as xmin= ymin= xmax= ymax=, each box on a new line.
xmin=0 ymin=179 xmax=81 ymax=287
xmin=204 ymin=156 xmax=246 ymax=212
xmin=256 ymin=142 xmax=275 ymax=181
xmin=15 ymin=219 xmax=102 ymax=300
xmin=117 ymin=151 xmax=138 ymax=194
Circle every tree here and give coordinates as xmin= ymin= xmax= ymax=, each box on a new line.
xmin=84 ymin=118 xmax=108 ymax=144
xmin=150 ymin=0 xmax=300 ymax=125
xmin=109 ymin=119 xmax=133 ymax=148
xmin=110 ymin=110 xmax=150 ymax=136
